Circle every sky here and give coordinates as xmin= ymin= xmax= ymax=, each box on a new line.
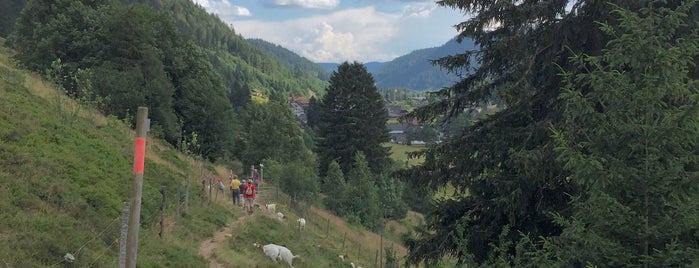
xmin=191 ymin=0 xmax=467 ymax=63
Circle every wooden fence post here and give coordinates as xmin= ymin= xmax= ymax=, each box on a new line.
xmin=159 ymin=186 xmax=166 ymax=239
xmin=200 ymin=179 xmax=206 ymax=206
xmin=184 ymin=179 xmax=190 ymax=215
xmin=380 ymin=232 xmax=383 ymax=268
xmin=175 ymin=183 xmax=180 ymax=226
xmin=125 ymin=107 xmax=148 ymax=268
xmin=208 ymin=177 xmax=212 ymax=206
xmin=375 ymin=250 xmax=379 ymax=268
xmin=118 ymin=203 xmax=129 ymax=268
xmin=341 ymin=232 xmax=347 ymax=252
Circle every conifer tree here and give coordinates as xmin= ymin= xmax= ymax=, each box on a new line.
xmin=322 ymin=161 xmax=348 ymax=215
xmin=376 ymin=174 xmax=407 ymax=220
xmin=344 ymin=152 xmax=381 ymax=229
xmin=401 ymin=0 xmax=675 ymax=266
xmin=316 ymin=61 xmax=390 ymax=177
xmin=547 ymin=3 xmax=699 ymax=266
xmin=305 ymin=96 xmax=321 ymax=129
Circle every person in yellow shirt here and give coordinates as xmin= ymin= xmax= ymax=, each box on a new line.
xmin=230 ymin=175 xmax=242 ymax=207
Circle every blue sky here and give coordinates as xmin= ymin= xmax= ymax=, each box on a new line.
xmin=191 ymin=0 xmax=467 ymax=63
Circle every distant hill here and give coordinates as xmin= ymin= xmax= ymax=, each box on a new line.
xmin=364 ymin=61 xmax=385 ymax=73
xmin=317 ymin=62 xmax=339 ymax=73
xmin=315 ymin=38 xmax=477 ymax=91
xmin=247 ymin=38 xmax=332 ymax=81
xmin=371 ymin=37 xmax=478 ymax=91
xmin=317 ymin=61 xmax=386 ymax=74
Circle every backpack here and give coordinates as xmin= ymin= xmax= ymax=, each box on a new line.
xmin=245 ymin=185 xmax=253 ymax=195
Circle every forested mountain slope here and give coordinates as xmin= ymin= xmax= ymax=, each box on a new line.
xmin=123 ymin=0 xmax=326 ymax=98
xmin=247 ymin=38 xmax=332 ymax=81
xmin=371 ymin=37 xmax=477 ymax=91
xmin=4 ymin=0 xmax=323 ymax=162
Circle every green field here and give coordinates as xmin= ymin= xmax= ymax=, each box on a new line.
xmin=387 ymin=143 xmax=426 ymax=167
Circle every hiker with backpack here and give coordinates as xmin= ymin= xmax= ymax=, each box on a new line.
xmin=243 ymin=179 xmax=255 ymax=215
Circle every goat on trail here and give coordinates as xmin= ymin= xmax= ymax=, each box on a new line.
xmin=265 ymin=203 xmax=276 ymax=213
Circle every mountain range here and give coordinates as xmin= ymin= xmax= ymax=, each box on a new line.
xmin=260 ymin=37 xmax=478 ymax=91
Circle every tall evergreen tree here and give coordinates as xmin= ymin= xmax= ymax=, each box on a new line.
xmin=322 ymin=160 xmax=348 ymax=215
xmin=400 ymin=0 xmax=656 ymax=266
xmin=305 ymin=96 xmax=321 ymax=129
xmin=316 ymin=61 xmax=390 ymax=177
xmin=376 ymin=174 xmax=407 ymax=220
xmin=344 ymin=152 xmax=381 ymax=229
xmin=544 ymin=3 xmax=699 ymax=266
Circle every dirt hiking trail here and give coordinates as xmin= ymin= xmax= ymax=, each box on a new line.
xmin=198 ymin=214 xmax=248 ymax=268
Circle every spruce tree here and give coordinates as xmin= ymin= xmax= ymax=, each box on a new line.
xmin=323 ymin=160 xmax=348 ymax=215
xmin=344 ymin=152 xmax=381 ymax=229
xmin=401 ymin=0 xmax=671 ymax=266
xmin=548 ymin=3 xmax=699 ymax=266
xmin=316 ymin=61 xmax=390 ymax=177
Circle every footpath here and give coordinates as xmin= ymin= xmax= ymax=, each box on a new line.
xmin=197 ymin=182 xmax=274 ymax=267
xmin=197 ymin=215 xmax=246 ymax=268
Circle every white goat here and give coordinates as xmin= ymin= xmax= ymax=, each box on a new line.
xmin=338 ymin=254 xmax=347 ymax=262
xmin=265 ymin=203 xmax=276 ymax=213
xmin=276 ymin=245 xmax=300 ymax=267
xmin=297 ymin=218 xmax=306 ymax=230
xmin=276 ymin=212 xmax=286 ymax=221
xmin=253 ymin=242 xmax=281 ymax=263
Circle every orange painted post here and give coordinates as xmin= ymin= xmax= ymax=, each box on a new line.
xmin=125 ymin=107 xmax=148 ymax=268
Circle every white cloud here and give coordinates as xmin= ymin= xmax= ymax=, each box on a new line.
xmin=232 ymin=6 xmax=400 ymax=62
xmin=262 ymin=0 xmax=339 ymax=9
xmin=230 ymin=6 xmax=252 ymax=16
xmin=401 ymin=2 xmax=435 ymax=18
xmin=196 ymin=1 xmax=465 ymax=62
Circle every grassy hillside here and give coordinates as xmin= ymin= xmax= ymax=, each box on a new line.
xmin=0 ymin=37 xmax=241 ymax=267
xmin=0 ymin=38 xmax=421 ymax=267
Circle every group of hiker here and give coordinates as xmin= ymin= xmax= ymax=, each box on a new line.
xmin=227 ymin=167 xmax=261 ymax=215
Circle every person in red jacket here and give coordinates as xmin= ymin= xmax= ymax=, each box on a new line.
xmin=243 ymin=179 xmax=255 ymax=215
